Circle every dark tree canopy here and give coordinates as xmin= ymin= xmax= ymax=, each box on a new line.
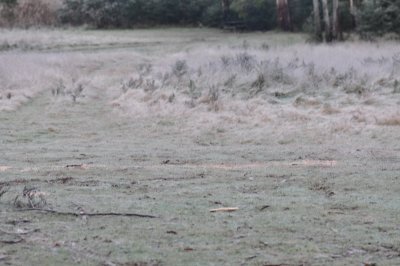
xmin=0 ymin=0 xmax=398 ymax=40
xmin=0 ymin=0 xmax=17 ymax=6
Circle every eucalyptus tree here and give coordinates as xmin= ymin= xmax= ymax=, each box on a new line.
xmin=312 ymin=0 xmax=341 ymax=42
xmin=276 ymin=0 xmax=292 ymax=30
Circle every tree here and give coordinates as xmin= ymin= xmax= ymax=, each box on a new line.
xmin=0 ymin=0 xmax=16 ymax=6
xmin=0 ymin=0 xmax=17 ymax=26
xmin=312 ymin=0 xmax=342 ymax=42
xmin=358 ymin=0 xmax=400 ymax=37
xmin=312 ymin=0 xmax=322 ymax=39
xmin=321 ymin=0 xmax=332 ymax=41
xmin=289 ymin=0 xmax=313 ymax=31
xmin=349 ymin=0 xmax=363 ymax=27
xmin=276 ymin=0 xmax=292 ymax=30
xmin=332 ymin=0 xmax=340 ymax=39
xmin=231 ymin=0 xmax=276 ymax=30
xmin=221 ymin=0 xmax=231 ymax=24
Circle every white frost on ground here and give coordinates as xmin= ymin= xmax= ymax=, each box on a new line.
xmin=1 ymin=30 xmax=399 ymax=132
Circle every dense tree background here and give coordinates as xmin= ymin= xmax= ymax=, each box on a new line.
xmin=56 ymin=0 xmax=320 ymax=31
xmin=1 ymin=0 xmax=399 ymax=40
xmin=357 ymin=0 xmax=400 ymax=37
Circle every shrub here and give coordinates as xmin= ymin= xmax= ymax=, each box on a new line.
xmin=58 ymin=0 xmax=85 ymax=26
xmin=358 ymin=0 xmax=400 ymax=38
xmin=232 ymin=0 xmax=276 ymax=30
xmin=0 ymin=0 xmax=17 ymax=27
xmin=61 ymin=0 xmax=131 ymax=28
xmin=288 ymin=0 xmax=313 ymax=31
xmin=0 ymin=0 xmax=17 ymax=7
xmin=201 ymin=2 xmax=222 ymax=27
xmin=59 ymin=0 xmax=217 ymax=28
xmin=16 ymin=0 xmax=57 ymax=27
xmin=0 ymin=0 xmax=58 ymax=27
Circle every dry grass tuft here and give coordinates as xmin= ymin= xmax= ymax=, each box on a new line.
xmin=377 ymin=113 xmax=400 ymax=126
xmin=309 ymin=178 xmax=335 ymax=197
xmin=322 ymin=103 xmax=341 ymax=115
xmin=293 ymin=96 xmax=321 ymax=107
xmin=13 ymin=186 xmax=47 ymax=209
xmin=0 ymin=185 xmax=9 ymax=199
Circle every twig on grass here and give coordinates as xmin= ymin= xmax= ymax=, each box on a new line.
xmin=259 ymin=205 xmax=271 ymax=211
xmin=263 ymin=264 xmax=292 ymax=266
xmin=0 ymin=229 xmax=25 ymax=244
xmin=14 ymin=208 xmax=158 ymax=218
xmin=0 ymin=228 xmax=39 ymax=235
xmin=0 ymin=238 xmax=24 ymax=244
xmin=0 ymin=185 xmax=9 ymax=198
xmin=210 ymin=207 xmax=239 ymax=212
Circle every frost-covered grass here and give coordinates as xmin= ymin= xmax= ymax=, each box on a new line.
xmin=1 ymin=28 xmax=399 ymax=130
xmin=1 ymin=29 xmax=400 ymax=266
xmin=112 ymin=39 xmax=400 ymax=132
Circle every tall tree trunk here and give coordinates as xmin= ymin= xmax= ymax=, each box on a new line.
xmin=349 ymin=0 xmax=356 ymax=27
xmin=321 ymin=0 xmax=332 ymax=42
xmin=276 ymin=0 xmax=292 ymax=31
xmin=349 ymin=0 xmax=355 ymax=13
xmin=221 ymin=0 xmax=231 ymax=25
xmin=313 ymin=0 xmax=322 ymax=40
xmin=332 ymin=0 xmax=340 ymax=40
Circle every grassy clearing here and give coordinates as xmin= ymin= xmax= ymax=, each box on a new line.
xmin=0 ymin=28 xmax=400 ymax=265
xmin=1 ymin=28 xmax=399 ymax=131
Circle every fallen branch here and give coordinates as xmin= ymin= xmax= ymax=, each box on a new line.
xmin=0 ymin=177 xmax=73 ymax=186
xmin=0 ymin=178 xmax=41 ymax=186
xmin=263 ymin=264 xmax=292 ymax=266
xmin=0 ymin=238 xmax=24 ymax=244
xmin=0 ymin=185 xmax=9 ymax=198
xmin=14 ymin=208 xmax=157 ymax=218
xmin=259 ymin=205 xmax=270 ymax=211
xmin=210 ymin=207 xmax=239 ymax=213
xmin=0 ymin=231 xmax=24 ymax=244
xmin=0 ymin=228 xmax=40 ymax=235
xmin=146 ymin=173 xmax=205 ymax=182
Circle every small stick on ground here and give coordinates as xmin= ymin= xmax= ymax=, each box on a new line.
xmin=0 ymin=185 xmax=9 ymax=198
xmin=0 ymin=228 xmax=40 ymax=235
xmin=0 ymin=238 xmax=24 ymax=244
xmin=14 ymin=208 xmax=158 ymax=218
xmin=0 ymin=231 xmax=24 ymax=244
xmin=210 ymin=207 xmax=239 ymax=212
xmin=0 ymin=177 xmax=73 ymax=186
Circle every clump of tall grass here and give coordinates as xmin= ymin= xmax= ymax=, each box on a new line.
xmin=113 ymin=41 xmax=400 ymax=129
xmin=377 ymin=113 xmax=400 ymax=126
xmin=0 ymin=51 xmax=93 ymax=110
xmin=118 ymin=43 xmax=399 ymax=100
xmin=51 ymin=80 xmax=84 ymax=102
xmin=1 ymin=29 xmax=399 ymax=131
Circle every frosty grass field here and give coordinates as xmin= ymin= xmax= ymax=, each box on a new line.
xmin=0 ymin=28 xmax=400 ymax=265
